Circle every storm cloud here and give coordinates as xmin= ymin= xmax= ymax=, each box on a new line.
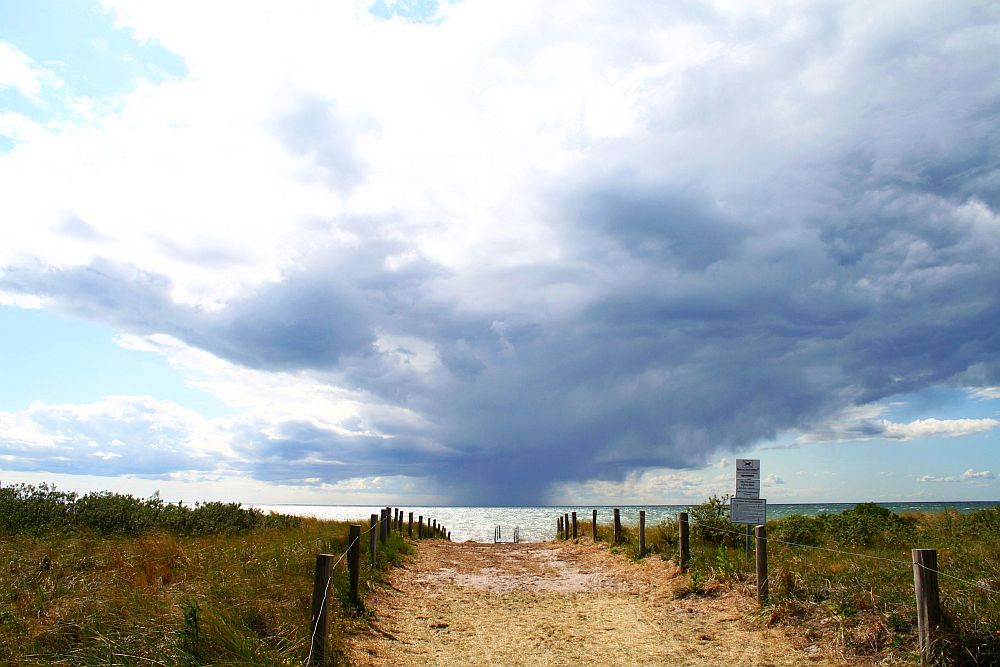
xmin=1 ymin=1 xmax=998 ymax=502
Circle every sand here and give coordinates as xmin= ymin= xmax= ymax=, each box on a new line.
xmin=348 ymin=539 xmax=850 ymax=666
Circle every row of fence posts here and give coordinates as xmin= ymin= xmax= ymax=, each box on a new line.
xmin=558 ymin=509 xmax=942 ymax=665
xmin=494 ymin=525 xmax=521 ymax=543
xmin=308 ymin=507 xmax=450 ymax=665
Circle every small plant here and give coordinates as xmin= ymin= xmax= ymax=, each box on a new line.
xmin=689 ymin=567 xmax=705 ymax=594
xmin=713 ymin=544 xmax=737 ymax=581
xmin=179 ymin=600 xmax=201 ymax=663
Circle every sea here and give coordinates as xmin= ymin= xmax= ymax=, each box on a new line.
xmin=252 ymin=501 xmax=999 ymax=544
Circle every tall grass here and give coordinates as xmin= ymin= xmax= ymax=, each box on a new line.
xmin=588 ymin=499 xmax=1000 ymax=665
xmin=0 ymin=484 xmax=412 ymax=666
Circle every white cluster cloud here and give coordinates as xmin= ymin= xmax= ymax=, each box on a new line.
xmin=917 ymin=469 xmax=994 ymax=483
xmin=0 ymin=41 xmax=49 ymax=99
xmin=793 ymin=403 xmax=999 ymax=445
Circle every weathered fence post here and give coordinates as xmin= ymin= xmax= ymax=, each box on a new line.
xmin=380 ymin=509 xmax=387 ymax=544
xmin=572 ymin=511 xmax=578 ymax=539
xmin=557 ymin=516 xmax=562 ymax=538
xmin=639 ymin=510 xmax=646 ymax=557
xmin=755 ymin=524 xmax=768 ymax=604
xmin=408 ymin=511 xmax=413 ymax=538
xmin=418 ymin=515 xmax=424 ymax=539
xmin=447 ymin=531 xmax=451 ymax=541
xmin=592 ymin=509 xmax=598 ymax=541
xmin=678 ymin=511 xmax=690 ymax=571
xmin=398 ymin=510 xmax=404 ymax=534
xmin=369 ymin=514 xmax=378 ymax=568
xmin=613 ymin=508 xmax=621 ymax=543
xmin=913 ymin=549 xmax=942 ymax=665
xmin=564 ymin=513 xmax=569 ymax=540
xmin=309 ymin=553 xmax=333 ymax=665
xmin=347 ymin=524 xmax=361 ymax=605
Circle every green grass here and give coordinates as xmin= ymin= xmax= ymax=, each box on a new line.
xmin=593 ymin=499 xmax=1000 ymax=665
xmin=0 ymin=484 xmax=414 ymax=666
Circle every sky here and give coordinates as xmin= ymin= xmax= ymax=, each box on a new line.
xmin=0 ymin=0 xmax=998 ymax=506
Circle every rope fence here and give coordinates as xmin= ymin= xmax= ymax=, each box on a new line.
xmin=559 ymin=507 xmax=997 ymax=665
xmin=304 ymin=507 xmax=450 ymax=665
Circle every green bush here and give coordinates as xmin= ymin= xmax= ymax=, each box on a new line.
xmin=0 ymin=484 xmax=300 ymax=537
xmin=770 ymin=514 xmax=822 ymax=546
xmin=824 ymin=503 xmax=915 ymax=547
xmin=689 ymin=495 xmax=742 ymax=546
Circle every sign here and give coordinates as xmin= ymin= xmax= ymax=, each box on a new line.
xmin=736 ymin=458 xmax=760 ymax=478
xmin=731 ymin=497 xmax=766 ymax=525
xmin=736 ymin=477 xmax=760 ymax=499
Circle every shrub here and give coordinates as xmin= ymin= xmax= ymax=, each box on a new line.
xmin=0 ymin=484 xmax=300 ymax=537
xmin=770 ymin=514 xmax=822 ymax=546
xmin=689 ymin=495 xmax=742 ymax=546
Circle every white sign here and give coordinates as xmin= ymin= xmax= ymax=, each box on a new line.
xmin=736 ymin=477 xmax=760 ymax=499
xmin=736 ymin=459 xmax=760 ymax=478
xmin=731 ymin=498 xmax=766 ymax=525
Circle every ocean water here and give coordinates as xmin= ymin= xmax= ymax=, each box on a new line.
xmin=253 ymin=501 xmax=999 ymax=544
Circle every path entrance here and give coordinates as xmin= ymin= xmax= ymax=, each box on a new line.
xmin=349 ymin=540 xmax=845 ymax=666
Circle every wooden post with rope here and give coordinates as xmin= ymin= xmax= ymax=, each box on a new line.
xmin=309 ymin=553 xmax=333 ymax=665
xmin=913 ymin=549 xmax=942 ymax=665
xmin=679 ymin=511 xmax=690 ymax=571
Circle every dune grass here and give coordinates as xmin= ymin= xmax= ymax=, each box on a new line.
xmin=0 ymin=484 xmax=412 ymax=666
xmin=576 ymin=499 xmax=1000 ymax=665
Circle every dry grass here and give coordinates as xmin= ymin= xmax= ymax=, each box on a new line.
xmin=0 ymin=518 xmax=411 ymax=666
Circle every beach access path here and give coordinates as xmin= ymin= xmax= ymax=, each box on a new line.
xmin=349 ymin=539 xmax=848 ymax=666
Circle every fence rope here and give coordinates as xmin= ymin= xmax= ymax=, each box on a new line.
xmin=688 ymin=520 xmax=999 ymax=596
xmin=304 ymin=521 xmax=377 ymax=666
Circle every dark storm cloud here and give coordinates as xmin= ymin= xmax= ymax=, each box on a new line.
xmin=3 ymin=2 xmax=999 ymax=502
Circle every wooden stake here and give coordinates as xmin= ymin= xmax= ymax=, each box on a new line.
xmin=913 ymin=549 xmax=942 ymax=665
xmin=592 ymin=509 xmax=597 ymax=542
xmin=572 ymin=511 xmax=578 ymax=539
xmin=679 ymin=512 xmax=690 ymax=571
xmin=309 ymin=553 xmax=333 ymax=665
xmin=755 ymin=524 xmax=768 ymax=604
xmin=408 ymin=511 xmax=413 ymax=538
xmin=348 ymin=524 xmax=361 ymax=605
xmin=613 ymin=508 xmax=621 ymax=543
xmin=639 ymin=510 xmax=646 ymax=557
xmin=418 ymin=515 xmax=424 ymax=539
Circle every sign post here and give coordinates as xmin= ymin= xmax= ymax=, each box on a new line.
xmin=733 ymin=459 xmax=764 ymax=558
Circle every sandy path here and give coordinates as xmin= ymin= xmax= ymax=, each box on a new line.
xmin=349 ymin=540 xmax=848 ymax=666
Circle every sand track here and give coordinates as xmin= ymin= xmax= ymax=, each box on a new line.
xmin=349 ymin=540 xmax=847 ymax=666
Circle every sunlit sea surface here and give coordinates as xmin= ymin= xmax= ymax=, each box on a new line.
xmin=252 ymin=501 xmax=999 ymax=544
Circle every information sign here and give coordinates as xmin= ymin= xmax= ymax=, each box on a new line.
xmin=736 ymin=459 xmax=760 ymax=478
xmin=736 ymin=477 xmax=760 ymax=499
xmin=730 ymin=497 xmax=766 ymax=525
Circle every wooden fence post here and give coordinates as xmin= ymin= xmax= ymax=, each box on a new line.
xmin=380 ymin=509 xmax=387 ymax=544
xmin=678 ymin=511 xmax=689 ymax=571
xmin=418 ymin=515 xmax=424 ymax=539
xmin=755 ymin=524 xmax=768 ymax=604
xmin=408 ymin=511 xmax=413 ymax=538
xmin=564 ymin=513 xmax=569 ymax=540
xmin=639 ymin=510 xmax=646 ymax=557
xmin=572 ymin=511 xmax=578 ymax=539
xmin=348 ymin=524 xmax=361 ymax=605
xmin=613 ymin=508 xmax=621 ymax=543
xmin=309 ymin=553 xmax=333 ymax=665
xmin=913 ymin=549 xmax=942 ymax=665
xmin=592 ymin=509 xmax=598 ymax=542
xmin=369 ymin=514 xmax=378 ymax=568
xmin=557 ymin=516 xmax=562 ymax=538
xmin=398 ymin=510 xmax=403 ymax=534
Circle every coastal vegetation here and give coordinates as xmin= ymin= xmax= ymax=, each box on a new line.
xmin=589 ymin=498 xmax=1000 ymax=665
xmin=0 ymin=484 xmax=410 ymax=666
